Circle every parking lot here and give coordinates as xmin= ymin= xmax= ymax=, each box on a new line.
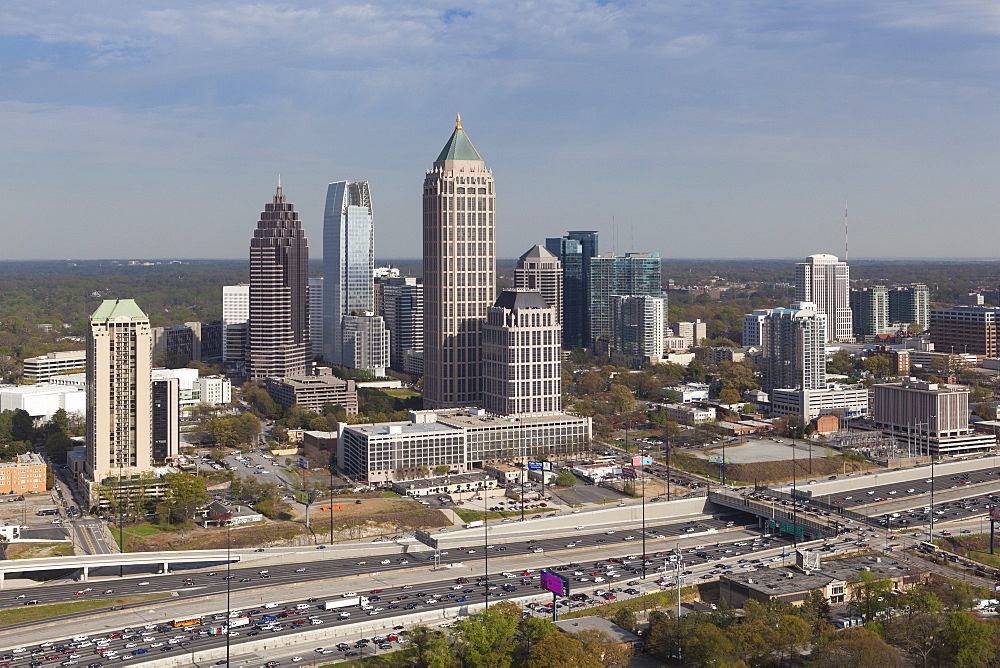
xmin=553 ymin=484 xmax=629 ymax=506
xmin=693 ymin=439 xmax=832 ymax=464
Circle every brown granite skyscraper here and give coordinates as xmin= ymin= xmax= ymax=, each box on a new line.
xmin=247 ymin=181 xmax=310 ymax=381
xmin=422 ymin=115 xmax=496 ymax=408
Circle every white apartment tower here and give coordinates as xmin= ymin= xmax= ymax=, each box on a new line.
xmin=482 ymin=290 xmax=562 ymax=416
xmin=795 ymin=253 xmax=852 ymax=341
xmin=85 ymin=299 xmax=153 ymax=482
xmin=422 ymin=115 xmax=496 ymax=408
xmin=221 ymin=284 xmax=249 ymax=362
xmin=514 ymin=245 xmax=563 ymax=324
xmin=760 ymin=302 xmax=827 ymax=392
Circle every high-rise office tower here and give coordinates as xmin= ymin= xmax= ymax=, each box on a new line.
xmin=850 ymin=286 xmax=889 ymax=340
xmin=85 ymin=299 xmax=153 ymax=482
xmin=422 ymin=115 xmax=495 ymax=408
xmin=759 ymin=302 xmax=827 ymax=392
xmin=323 ymin=180 xmax=389 ymax=374
xmin=546 ymin=231 xmax=598 ymax=348
xmin=514 ymin=245 xmax=562 ymax=324
xmin=151 ymin=376 xmax=179 ymax=463
xmin=795 ymin=253 xmax=852 ymax=341
xmin=247 ymin=182 xmax=310 ymax=381
xmin=610 ymin=295 xmax=665 ymax=358
xmin=482 ymin=290 xmax=562 ymax=416
xmin=222 ymin=284 xmax=249 ymax=363
xmin=380 ymin=276 xmax=424 ymax=375
xmin=588 ymin=253 xmax=661 ymax=345
xmin=308 ymin=277 xmax=324 ymax=358
xmin=889 ymin=284 xmax=930 ymax=329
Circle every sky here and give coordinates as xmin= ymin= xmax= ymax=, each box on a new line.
xmin=2 ymin=1 xmax=999 ymax=261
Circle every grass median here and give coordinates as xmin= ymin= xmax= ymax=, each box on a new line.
xmin=0 ymin=593 xmax=171 ymax=627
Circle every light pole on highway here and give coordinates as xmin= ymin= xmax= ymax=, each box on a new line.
xmin=226 ymin=523 xmax=231 ymax=667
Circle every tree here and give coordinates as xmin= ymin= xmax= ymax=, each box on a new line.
xmin=681 ymin=619 xmax=737 ymax=666
xmin=862 ymin=355 xmax=891 ymax=379
xmin=931 ymin=612 xmax=996 ymax=668
xmin=554 ymin=470 xmax=577 ymax=487
xmin=406 ymin=626 xmax=456 ymax=668
xmin=608 ymin=384 xmax=635 ymax=413
xmin=848 ymin=570 xmax=893 ymax=622
xmin=435 ymin=465 xmax=451 ymax=476
xmin=612 ymin=607 xmax=638 ymax=634
xmin=812 ymin=627 xmax=903 ymax=668
xmin=454 ymin=601 xmax=521 ymax=668
xmin=159 ymin=473 xmax=208 ymax=524
xmin=717 ymin=360 xmax=759 ymax=393
xmin=686 ymin=360 xmax=707 ymax=382
xmin=576 ymin=372 xmax=605 ymax=396
xmin=525 ymin=631 xmax=602 ymax=668
xmin=975 ymin=401 xmax=996 ymax=420
xmin=718 ymin=388 xmax=741 ymax=405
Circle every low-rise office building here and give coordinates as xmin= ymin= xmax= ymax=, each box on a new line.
xmin=22 ymin=350 xmax=86 ymax=382
xmin=338 ymin=408 xmax=591 ymax=484
xmin=390 ymin=472 xmax=497 ymax=498
xmin=770 ymin=385 xmax=869 ymax=421
xmin=654 ymin=402 xmax=716 ymax=425
xmin=719 ymin=553 xmax=930 ymax=608
xmin=265 ymin=375 xmax=359 ymax=414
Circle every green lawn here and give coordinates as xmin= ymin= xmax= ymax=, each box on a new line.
xmin=324 ymin=648 xmax=417 ymax=667
xmin=0 ymin=594 xmax=170 ymax=627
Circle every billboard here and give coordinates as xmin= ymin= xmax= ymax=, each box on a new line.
xmin=708 ymin=455 xmax=730 ymax=464
xmin=621 ymin=468 xmax=637 ymax=480
xmin=631 ymin=456 xmax=654 ymax=466
xmin=991 ymin=506 xmax=1000 ymax=523
xmin=540 ymin=570 xmax=570 ymax=597
xmin=528 ymin=461 xmax=551 ymax=471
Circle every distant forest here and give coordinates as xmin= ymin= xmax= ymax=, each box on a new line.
xmin=0 ymin=257 xmax=998 ymax=362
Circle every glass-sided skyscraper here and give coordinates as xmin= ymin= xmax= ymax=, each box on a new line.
xmin=588 ymin=252 xmax=661 ymax=345
xmin=545 ymin=230 xmax=598 ymax=348
xmin=323 ymin=180 xmax=390 ymax=375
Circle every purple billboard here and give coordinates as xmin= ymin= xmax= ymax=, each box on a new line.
xmin=540 ymin=570 xmax=570 ymax=597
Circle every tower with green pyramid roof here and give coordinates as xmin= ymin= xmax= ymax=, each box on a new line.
xmin=422 ymin=115 xmax=496 ymax=409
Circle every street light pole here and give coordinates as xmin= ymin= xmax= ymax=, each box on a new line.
xmin=226 ymin=523 xmax=231 ymax=667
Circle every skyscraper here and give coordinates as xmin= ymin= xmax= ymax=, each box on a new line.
xmin=795 ymin=253 xmax=852 ymax=341
xmin=760 ymin=302 xmax=827 ymax=392
xmin=85 ymin=299 xmax=153 ymax=482
xmin=514 ymin=245 xmax=562 ymax=324
xmin=889 ymin=284 xmax=930 ymax=330
xmin=222 ymin=284 xmax=249 ymax=363
xmin=247 ymin=182 xmax=310 ymax=381
xmin=422 ymin=115 xmax=495 ymax=408
xmin=850 ymin=286 xmax=889 ymax=340
xmin=610 ymin=295 xmax=665 ymax=360
xmin=546 ymin=231 xmax=598 ymax=348
xmin=308 ymin=277 xmax=324 ymax=358
xmin=589 ymin=252 xmax=661 ymax=345
xmin=482 ymin=290 xmax=562 ymax=416
xmin=380 ymin=276 xmax=424 ymax=375
xmin=323 ymin=180 xmax=389 ymax=375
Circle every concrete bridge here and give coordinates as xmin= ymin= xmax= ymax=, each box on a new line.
xmin=707 ymin=490 xmax=835 ymax=540
xmin=0 ymin=549 xmax=241 ymax=586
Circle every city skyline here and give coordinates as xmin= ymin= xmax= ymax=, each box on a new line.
xmin=3 ymin=2 xmax=1000 ymax=261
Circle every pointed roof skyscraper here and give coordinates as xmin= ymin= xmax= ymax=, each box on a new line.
xmin=436 ymin=113 xmax=483 ymax=162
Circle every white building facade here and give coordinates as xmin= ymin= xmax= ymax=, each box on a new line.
xmin=795 ymin=254 xmax=852 ymax=342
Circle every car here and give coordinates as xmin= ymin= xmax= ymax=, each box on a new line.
xmin=316 ymin=545 xmax=327 ymax=549
xmin=138 ymin=582 xmax=150 ymax=586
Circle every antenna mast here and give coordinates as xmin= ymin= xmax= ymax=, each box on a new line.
xmin=844 ymin=199 xmax=849 ymax=262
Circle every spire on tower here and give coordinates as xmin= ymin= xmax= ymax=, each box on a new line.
xmin=274 ymin=175 xmax=285 ymax=203
xmin=455 ymin=113 xmax=462 ymax=130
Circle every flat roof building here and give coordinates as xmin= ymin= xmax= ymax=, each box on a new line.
xmin=22 ymin=350 xmax=86 ymax=382
xmin=264 ymin=375 xmax=358 ymax=414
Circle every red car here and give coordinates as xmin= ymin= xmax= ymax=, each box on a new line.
xmin=371 ymin=589 xmax=383 ymax=594
xmin=73 ymin=590 xmax=87 ymax=595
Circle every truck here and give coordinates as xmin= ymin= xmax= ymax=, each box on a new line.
xmin=227 ymin=617 xmax=250 ymax=629
xmin=322 ymin=597 xmax=366 ymax=610
xmin=464 ymin=520 xmax=484 ymax=529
